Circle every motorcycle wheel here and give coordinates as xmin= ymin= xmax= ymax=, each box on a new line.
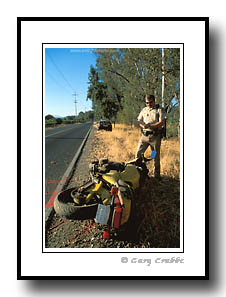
xmin=54 ymin=188 xmax=98 ymax=219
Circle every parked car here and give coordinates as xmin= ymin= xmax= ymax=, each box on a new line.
xmin=97 ymin=120 xmax=112 ymax=131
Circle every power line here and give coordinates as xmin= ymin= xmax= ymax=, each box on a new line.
xmin=46 ymin=71 xmax=71 ymax=92
xmin=46 ymin=50 xmax=79 ymax=116
xmin=46 ymin=50 xmax=74 ymax=91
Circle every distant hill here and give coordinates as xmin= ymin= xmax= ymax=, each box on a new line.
xmin=52 ymin=115 xmax=64 ymax=119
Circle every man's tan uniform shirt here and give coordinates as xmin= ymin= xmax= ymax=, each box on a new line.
xmin=137 ymin=106 xmax=165 ymax=132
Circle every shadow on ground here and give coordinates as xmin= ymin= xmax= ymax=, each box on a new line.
xmin=113 ymin=176 xmax=180 ymax=248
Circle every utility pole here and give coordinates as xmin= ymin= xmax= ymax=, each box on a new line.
xmin=162 ymin=48 xmax=167 ymax=138
xmin=161 ymin=48 xmax=165 ymax=108
xmin=72 ymin=91 xmax=78 ymax=117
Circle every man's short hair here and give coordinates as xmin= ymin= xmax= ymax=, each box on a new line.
xmin=145 ymin=94 xmax=155 ymax=101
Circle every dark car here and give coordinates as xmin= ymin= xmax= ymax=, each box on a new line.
xmin=97 ymin=119 xmax=112 ymax=131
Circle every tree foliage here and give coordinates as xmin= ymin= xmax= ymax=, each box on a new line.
xmin=87 ymin=65 xmax=121 ymax=121
xmin=56 ymin=118 xmax=63 ymax=124
xmin=45 ymin=114 xmax=55 ymax=120
xmin=87 ymin=48 xmax=180 ymax=133
xmin=62 ymin=111 xmax=94 ymax=123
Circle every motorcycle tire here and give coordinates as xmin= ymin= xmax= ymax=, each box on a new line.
xmin=54 ymin=188 xmax=98 ymax=220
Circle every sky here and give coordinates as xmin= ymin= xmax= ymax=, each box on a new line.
xmin=45 ymin=48 xmax=97 ymax=117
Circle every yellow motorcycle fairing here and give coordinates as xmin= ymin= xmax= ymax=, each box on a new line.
xmin=120 ymin=164 xmax=140 ymax=189
xmin=85 ymin=178 xmax=132 ymax=225
xmin=102 ymin=170 xmax=120 ymax=185
xmin=86 ymin=181 xmax=111 ymax=204
xmin=73 ymin=164 xmax=139 ymax=226
xmin=74 ymin=181 xmax=111 ymax=205
xmin=102 ymin=165 xmax=140 ymax=190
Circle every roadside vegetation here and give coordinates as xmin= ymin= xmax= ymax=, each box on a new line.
xmin=45 ymin=111 xmax=94 ymax=128
xmin=87 ymin=48 xmax=180 ymax=132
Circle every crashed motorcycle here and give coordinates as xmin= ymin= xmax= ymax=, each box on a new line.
xmin=53 ymin=151 xmax=156 ymax=239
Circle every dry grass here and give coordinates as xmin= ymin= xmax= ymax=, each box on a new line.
xmin=92 ymin=124 xmax=140 ymax=162
xmin=92 ymin=123 xmax=180 ymax=179
xmin=91 ymin=123 xmax=181 ymax=248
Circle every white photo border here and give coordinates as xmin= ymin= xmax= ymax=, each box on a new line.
xmin=18 ymin=17 xmax=209 ymax=280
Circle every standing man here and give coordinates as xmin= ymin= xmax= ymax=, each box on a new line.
xmin=136 ymin=94 xmax=166 ymax=178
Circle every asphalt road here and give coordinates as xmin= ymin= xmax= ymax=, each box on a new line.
xmin=45 ymin=122 xmax=92 ymax=205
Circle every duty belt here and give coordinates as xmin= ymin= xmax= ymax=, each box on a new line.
xmin=142 ymin=130 xmax=154 ymax=136
xmin=142 ymin=130 xmax=161 ymax=136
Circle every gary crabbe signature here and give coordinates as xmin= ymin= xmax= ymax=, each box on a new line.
xmin=121 ymin=257 xmax=184 ymax=267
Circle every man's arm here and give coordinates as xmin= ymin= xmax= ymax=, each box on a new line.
xmin=136 ymin=120 xmax=146 ymax=128
xmin=143 ymin=118 xmax=166 ymax=130
xmin=151 ymin=118 xmax=166 ymax=130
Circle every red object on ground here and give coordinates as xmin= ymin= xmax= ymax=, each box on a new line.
xmin=103 ymin=226 xmax=110 ymax=239
xmin=45 ymin=191 xmax=57 ymax=208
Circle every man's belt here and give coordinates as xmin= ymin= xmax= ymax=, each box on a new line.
xmin=142 ymin=129 xmax=161 ymax=136
xmin=142 ymin=130 xmax=153 ymax=136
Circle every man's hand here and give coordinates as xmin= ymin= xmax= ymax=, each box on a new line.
xmin=150 ymin=119 xmax=166 ymax=130
xmin=143 ymin=123 xmax=150 ymax=129
xmin=140 ymin=123 xmax=149 ymax=129
xmin=137 ymin=120 xmax=145 ymax=128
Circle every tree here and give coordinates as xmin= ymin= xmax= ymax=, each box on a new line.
xmin=86 ymin=110 xmax=94 ymax=121
xmin=90 ymin=47 xmax=180 ymax=134
xmin=77 ymin=111 xmax=85 ymax=122
xmin=56 ymin=118 xmax=63 ymax=124
xmin=87 ymin=65 xmax=120 ymax=120
xmin=45 ymin=114 xmax=55 ymax=120
xmin=65 ymin=115 xmax=75 ymax=120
